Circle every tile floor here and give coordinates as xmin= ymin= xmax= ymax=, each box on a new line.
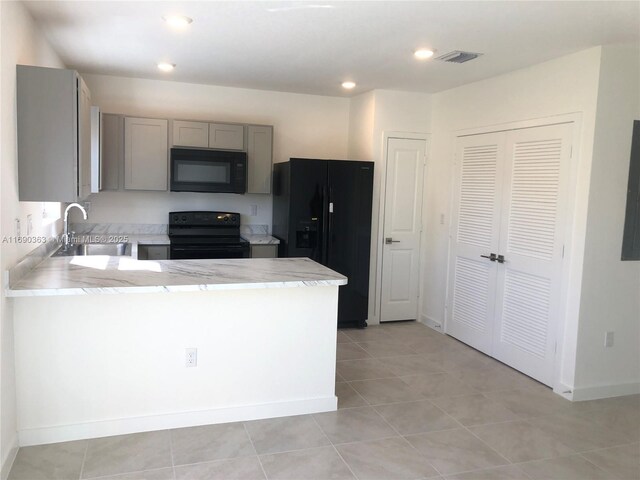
xmin=9 ymin=322 xmax=640 ymax=480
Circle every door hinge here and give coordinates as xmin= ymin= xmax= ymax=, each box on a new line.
xmin=570 ymin=146 xmax=573 ymax=158
xmin=554 ymin=341 xmax=557 ymax=354
xmin=562 ymin=245 xmax=565 ymax=258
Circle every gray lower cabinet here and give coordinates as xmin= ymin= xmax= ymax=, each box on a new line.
xmin=250 ymin=244 xmax=278 ymax=258
xmin=246 ymin=125 xmax=273 ymax=194
xmin=17 ymin=65 xmax=92 ymax=202
xmin=124 ymin=117 xmax=168 ymax=191
xmin=137 ymin=245 xmax=169 ymax=260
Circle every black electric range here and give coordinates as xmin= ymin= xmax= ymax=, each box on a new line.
xmin=168 ymin=211 xmax=250 ymax=260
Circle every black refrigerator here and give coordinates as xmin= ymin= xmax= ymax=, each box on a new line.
xmin=272 ymin=158 xmax=374 ymax=329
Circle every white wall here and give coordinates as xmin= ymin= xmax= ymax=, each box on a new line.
xmin=0 ymin=1 xmax=64 ymax=476
xmin=425 ymin=48 xmax=603 ymax=392
xmin=347 ymin=91 xmax=375 ymax=161
xmin=573 ymin=45 xmax=640 ymax=398
xmin=348 ymin=89 xmax=432 ymax=324
xmin=75 ymin=74 xmax=350 ymax=228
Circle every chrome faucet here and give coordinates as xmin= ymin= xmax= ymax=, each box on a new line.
xmin=62 ymin=203 xmax=87 ymax=249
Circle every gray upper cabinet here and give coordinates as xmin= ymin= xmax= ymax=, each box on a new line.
xmin=246 ymin=125 xmax=273 ymax=194
xmin=78 ymin=77 xmax=92 ymax=199
xmin=124 ymin=117 xmax=168 ymax=191
xmin=17 ymin=65 xmax=92 ymax=202
xmin=172 ymin=120 xmax=208 ymax=148
xmin=209 ymin=123 xmax=245 ymax=150
xmin=100 ymin=113 xmax=124 ymax=191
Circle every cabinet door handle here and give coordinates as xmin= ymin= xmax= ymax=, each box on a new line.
xmin=480 ymin=253 xmax=497 ymax=262
xmin=496 ymin=255 xmax=505 ymax=264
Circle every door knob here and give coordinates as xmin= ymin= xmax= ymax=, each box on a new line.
xmin=480 ymin=253 xmax=497 ymax=261
xmin=385 ymin=237 xmax=400 ymax=244
xmin=496 ymin=255 xmax=505 ymax=264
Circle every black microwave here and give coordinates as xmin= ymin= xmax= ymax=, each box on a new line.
xmin=170 ymin=148 xmax=247 ymax=194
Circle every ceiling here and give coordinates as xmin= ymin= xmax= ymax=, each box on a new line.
xmin=22 ymin=1 xmax=640 ymax=97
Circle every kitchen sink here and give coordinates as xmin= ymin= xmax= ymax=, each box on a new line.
xmin=53 ymin=243 xmax=132 ymax=257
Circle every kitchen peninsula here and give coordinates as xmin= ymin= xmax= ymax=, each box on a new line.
xmin=7 ymin=254 xmax=346 ymax=446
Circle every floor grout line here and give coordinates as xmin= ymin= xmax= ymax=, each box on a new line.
xmin=308 ymin=414 xmax=361 ymax=480
xmin=370 ymin=402 xmax=446 ymax=478
xmin=77 ymin=440 xmax=89 ymax=480
xmin=242 ymin=423 xmax=269 ymax=480
xmin=573 ymin=452 xmax=619 ymax=475
xmin=167 ymin=429 xmax=176 ymax=480
xmin=459 ymin=421 xmax=514 ymax=467
xmin=330 ymin=443 xmax=361 ymax=480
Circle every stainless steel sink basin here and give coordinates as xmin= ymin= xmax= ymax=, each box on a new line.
xmin=53 ymin=243 xmax=132 ymax=257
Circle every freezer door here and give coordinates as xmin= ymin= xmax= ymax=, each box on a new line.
xmin=287 ymin=159 xmax=328 ymax=263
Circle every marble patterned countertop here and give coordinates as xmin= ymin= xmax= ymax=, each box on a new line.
xmin=240 ymin=234 xmax=280 ymax=245
xmin=5 ymin=225 xmax=300 ymax=297
xmin=7 ymin=257 xmax=347 ymax=297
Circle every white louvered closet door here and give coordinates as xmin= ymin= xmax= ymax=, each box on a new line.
xmin=446 ymin=133 xmax=505 ymax=355
xmin=492 ymin=123 xmax=572 ymax=385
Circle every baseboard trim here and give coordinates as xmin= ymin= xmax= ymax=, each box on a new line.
xmin=18 ymin=396 xmax=337 ymax=447
xmin=419 ymin=314 xmax=444 ymax=334
xmin=1 ymin=434 xmax=18 ymax=480
xmin=570 ymin=381 xmax=640 ymax=401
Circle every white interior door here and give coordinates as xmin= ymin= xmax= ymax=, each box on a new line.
xmin=492 ymin=123 xmax=572 ymax=385
xmin=446 ymin=133 xmax=505 ymax=354
xmin=380 ymin=137 xmax=426 ymax=322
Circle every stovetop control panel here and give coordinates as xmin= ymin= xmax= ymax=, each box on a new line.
xmin=169 ymin=211 xmax=241 ymax=227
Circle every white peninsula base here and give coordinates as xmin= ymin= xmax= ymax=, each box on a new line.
xmin=13 ymin=285 xmax=338 ymax=446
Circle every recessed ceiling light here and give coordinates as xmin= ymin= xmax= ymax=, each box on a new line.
xmin=162 ymin=15 xmax=193 ymax=29
xmin=414 ymin=49 xmax=435 ymax=60
xmin=157 ymin=62 xmax=176 ymax=72
xmin=342 ymin=81 xmax=356 ymax=89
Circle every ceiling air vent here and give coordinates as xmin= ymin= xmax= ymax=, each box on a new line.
xmin=436 ymin=51 xmax=482 ymax=64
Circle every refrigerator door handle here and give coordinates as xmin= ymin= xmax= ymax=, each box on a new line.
xmin=321 ymin=185 xmax=329 ymax=265
xmin=325 ymin=187 xmax=333 ymax=266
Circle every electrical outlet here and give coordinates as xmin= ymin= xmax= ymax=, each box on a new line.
xmin=15 ymin=218 xmax=21 ymax=237
xmin=185 ymin=348 xmax=197 ymax=367
xmin=250 ymin=204 xmax=258 ymax=216
xmin=26 ymin=214 xmax=33 ymax=236
xmin=604 ymin=331 xmax=614 ymax=348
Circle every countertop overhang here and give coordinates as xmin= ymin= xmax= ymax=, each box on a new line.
xmin=7 ymin=256 xmax=347 ymax=297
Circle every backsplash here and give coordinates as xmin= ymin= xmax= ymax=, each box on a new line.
xmin=5 ymin=238 xmax=59 ymax=288
xmin=240 ymin=225 xmax=269 ymax=235
xmin=71 ymin=223 xmax=271 ymax=235
xmin=68 ymin=190 xmax=273 ymax=230
xmin=71 ymin=223 xmax=168 ymax=235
